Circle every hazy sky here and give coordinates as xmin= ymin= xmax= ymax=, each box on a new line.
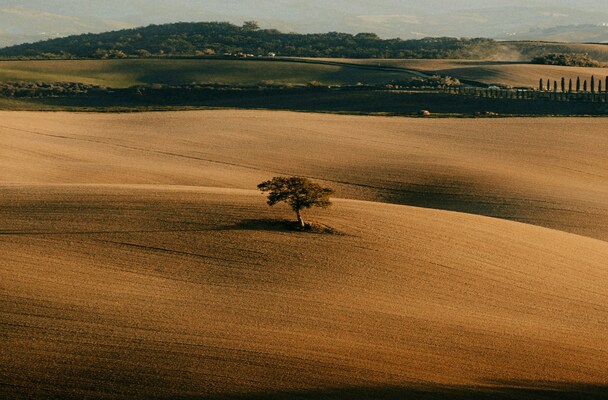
xmin=1 ymin=0 xmax=607 ymax=46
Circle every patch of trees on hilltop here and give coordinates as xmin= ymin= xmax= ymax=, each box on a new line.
xmin=0 ymin=21 xmax=499 ymax=59
xmin=531 ymin=53 xmax=605 ymax=67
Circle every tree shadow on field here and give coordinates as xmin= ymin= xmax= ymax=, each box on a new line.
xmin=219 ymin=219 xmax=341 ymax=235
xmin=175 ymin=381 xmax=608 ymax=400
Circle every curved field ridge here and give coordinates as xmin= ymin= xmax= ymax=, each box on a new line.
xmin=0 ymin=59 xmax=417 ymax=88
xmin=1 ymin=110 xmax=607 ymax=241
xmin=1 ymin=185 xmax=608 ymax=399
xmin=308 ymin=58 xmax=608 ymax=88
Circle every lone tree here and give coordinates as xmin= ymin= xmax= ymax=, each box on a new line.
xmin=242 ymin=21 xmax=260 ymax=31
xmin=258 ymin=176 xmax=334 ymax=228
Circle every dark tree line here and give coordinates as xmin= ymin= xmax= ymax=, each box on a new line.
xmin=0 ymin=81 xmax=103 ymax=97
xmin=0 ymin=74 xmax=462 ymax=100
xmin=531 ymin=53 xmax=604 ymax=68
xmin=0 ymin=21 xmax=500 ymax=59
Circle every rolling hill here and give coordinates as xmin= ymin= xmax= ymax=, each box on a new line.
xmin=1 ymin=110 xmax=608 ymax=398
xmin=2 ymin=185 xmax=608 ymax=399
xmin=1 ymin=110 xmax=606 ymax=240
xmin=405 ymin=61 xmax=608 ymax=88
xmin=1 ymin=23 xmax=607 ymax=93
xmin=312 ymin=58 xmax=608 ymax=88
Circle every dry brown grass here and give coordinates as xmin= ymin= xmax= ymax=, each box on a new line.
xmin=427 ymin=62 xmax=608 ymax=88
xmin=2 ymin=186 xmax=608 ymax=398
xmin=311 ymin=58 xmax=608 ymax=88
xmin=1 ymin=110 xmax=607 ymax=240
xmin=1 ymin=110 xmax=608 ymax=398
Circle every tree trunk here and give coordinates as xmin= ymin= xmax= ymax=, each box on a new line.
xmin=295 ymin=209 xmax=305 ymax=228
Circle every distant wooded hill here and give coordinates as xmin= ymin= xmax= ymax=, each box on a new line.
xmin=0 ymin=21 xmax=500 ymax=59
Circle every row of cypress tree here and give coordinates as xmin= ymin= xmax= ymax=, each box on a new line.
xmin=539 ymin=76 xmax=608 ymax=93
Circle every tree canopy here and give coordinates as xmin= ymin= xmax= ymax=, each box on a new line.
xmin=531 ymin=53 xmax=603 ymax=67
xmin=0 ymin=21 xmax=499 ymax=59
xmin=258 ymin=176 xmax=333 ymax=227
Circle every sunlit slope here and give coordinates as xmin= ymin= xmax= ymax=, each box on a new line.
xmin=308 ymin=58 xmax=608 ymax=88
xmin=1 ymin=110 xmax=607 ymax=241
xmin=429 ymin=63 xmax=608 ymax=88
xmin=1 ymin=185 xmax=607 ymax=399
xmin=0 ymin=59 xmax=415 ymax=87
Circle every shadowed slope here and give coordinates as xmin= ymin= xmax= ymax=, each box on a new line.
xmin=1 ymin=185 xmax=607 ymax=399
xmin=1 ymin=110 xmax=607 ymax=241
xmin=0 ymin=59 xmax=416 ymax=88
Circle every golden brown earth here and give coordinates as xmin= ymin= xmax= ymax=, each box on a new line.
xmin=1 ymin=110 xmax=607 ymax=399
xmin=310 ymin=58 xmax=608 ymax=88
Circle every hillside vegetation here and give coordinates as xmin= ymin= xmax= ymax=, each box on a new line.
xmin=1 ymin=22 xmax=608 ymax=63
xmin=508 ymin=41 xmax=608 ymax=61
xmin=0 ymin=21 xmax=499 ymax=59
xmin=531 ymin=53 xmax=604 ymax=67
